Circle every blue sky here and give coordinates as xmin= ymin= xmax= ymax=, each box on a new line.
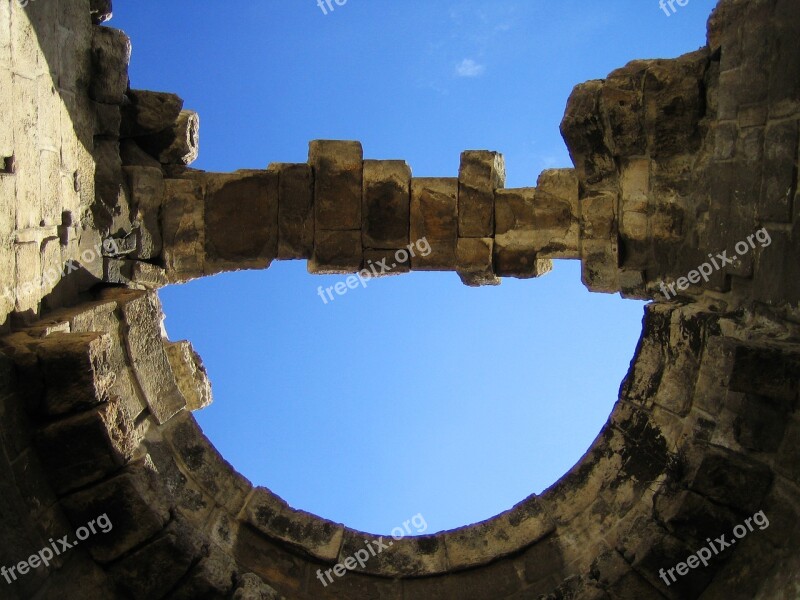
xmin=114 ymin=1 xmax=712 ymax=535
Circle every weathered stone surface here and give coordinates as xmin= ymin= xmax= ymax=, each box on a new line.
xmin=410 ymin=177 xmax=458 ymax=270
xmin=204 ymin=170 xmax=278 ymax=273
xmin=90 ymin=0 xmax=113 ymax=24
xmin=362 ymin=159 xmax=411 ymax=249
xmin=165 ymin=340 xmax=212 ymax=412
xmin=93 ymin=101 xmax=120 ymax=137
xmin=309 ymin=140 xmax=363 ymax=231
xmin=123 ymin=165 xmax=164 ymax=259
xmin=308 ymin=229 xmax=362 ymax=274
xmin=89 ymin=27 xmax=130 ymax=105
xmin=117 ymin=292 xmax=185 ymax=423
xmin=363 ymin=248 xmax=410 ymax=277
xmin=245 ymin=487 xmax=344 ymax=562
xmin=31 ymin=332 xmax=114 ymax=417
xmin=233 ymin=573 xmax=281 ymax=600
xmin=458 ymin=150 xmax=504 ymax=238
xmin=35 ymin=400 xmax=137 ymax=493
xmin=533 ymin=169 xmax=580 ymax=258
xmin=494 ymin=188 xmax=554 ymax=278
xmin=120 ymin=89 xmax=184 ymax=138
xmin=456 ymin=237 xmax=500 ymax=287
xmin=268 ymin=162 xmax=314 ymax=260
xmin=60 ymin=461 xmax=170 ymax=563
xmin=161 ymin=177 xmax=205 ymax=282
xmin=108 ymin=518 xmax=204 ymax=599
xmin=137 ymin=110 xmax=200 ymax=166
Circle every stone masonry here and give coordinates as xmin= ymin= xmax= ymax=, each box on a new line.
xmin=0 ymin=0 xmax=798 ymax=598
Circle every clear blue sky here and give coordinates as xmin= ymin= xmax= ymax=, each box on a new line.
xmin=114 ymin=1 xmax=712 ymax=535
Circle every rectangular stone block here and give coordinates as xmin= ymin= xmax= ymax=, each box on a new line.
xmin=363 ymin=248 xmax=410 ymax=277
xmin=581 ymin=237 xmax=619 ymax=294
xmin=161 ymin=178 xmax=205 ymax=282
xmin=268 ymin=163 xmax=314 ymax=259
xmin=494 ymin=188 xmax=550 ymax=278
xmin=123 ymin=166 xmax=164 ymax=259
xmin=458 ymin=150 xmax=504 ymax=237
xmin=204 ymin=170 xmax=278 ymax=272
xmin=35 ymin=401 xmax=136 ymax=494
xmin=89 ymin=27 xmax=131 ymax=104
xmin=456 ymin=238 xmax=500 ymax=287
xmin=758 ymin=119 xmax=797 ymax=222
xmin=362 ymin=159 xmax=411 ymax=249
xmin=309 ymin=140 xmax=362 ymax=231
xmin=14 ymin=241 xmax=41 ymax=313
xmin=308 ymin=229 xmax=362 ymax=274
xmin=117 ymin=292 xmax=186 ymax=424
xmin=410 ymin=177 xmax=457 ymax=270
xmin=164 ymin=340 xmax=212 ymax=412
xmin=60 ymin=461 xmax=170 ymax=564
xmin=533 ymin=169 xmax=580 ymax=259
xmin=32 ymin=332 xmax=114 ymax=417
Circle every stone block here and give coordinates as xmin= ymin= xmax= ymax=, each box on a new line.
xmin=758 ymin=119 xmax=797 ymax=222
xmin=93 ymin=101 xmax=120 ymax=138
xmin=32 ymin=332 xmax=114 ymax=417
xmin=60 ymin=461 xmax=170 ymax=563
xmin=456 ymin=237 xmax=499 ymax=287
xmin=89 ymin=26 xmax=130 ymax=105
xmin=164 ymin=340 xmax=212 ymax=412
xmin=245 ymin=487 xmax=344 ymax=562
xmin=268 ymin=163 xmax=314 ymax=259
xmin=35 ymin=401 xmax=137 ymax=494
xmin=90 ymin=0 xmax=113 ymax=24
xmin=458 ymin=150 xmax=504 ymax=237
xmin=533 ymin=169 xmax=580 ymax=258
xmin=309 ymin=140 xmax=363 ymax=231
xmin=107 ymin=518 xmax=204 ymax=599
xmin=137 ymin=110 xmax=199 ymax=166
xmin=308 ymin=229 xmax=362 ymax=274
xmin=363 ymin=248 xmax=410 ymax=277
xmin=494 ymin=188 xmax=552 ymax=279
xmin=117 ymin=291 xmax=186 ymax=424
xmin=204 ymin=170 xmax=278 ymax=272
xmin=164 ymin=413 xmax=251 ymax=512
xmin=233 ymin=573 xmax=281 ymax=600
xmin=14 ymin=242 xmax=41 ymax=314
xmin=337 ymin=530 xmax=445 ymax=578
xmin=161 ymin=177 xmax=205 ymax=282
xmin=120 ymin=139 xmax=162 ymax=169
xmin=688 ymin=447 xmax=773 ymax=514
xmin=169 ymin=545 xmax=237 ymax=600
xmin=123 ymin=165 xmax=164 ymax=259
xmin=120 ymin=89 xmax=184 ymax=138
xmin=410 ymin=177 xmax=457 ymax=270
xmin=362 ymin=159 xmax=411 ymax=249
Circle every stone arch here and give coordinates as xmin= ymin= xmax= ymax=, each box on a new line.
xmin=0 ymin=0 xmax=798 ymax=598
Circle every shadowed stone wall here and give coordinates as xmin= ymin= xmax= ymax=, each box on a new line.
xmin=0 ymin=0 xmax=798 ymax=598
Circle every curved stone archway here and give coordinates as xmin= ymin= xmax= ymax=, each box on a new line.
xmin=0 ymin=1 xmax=798 ymax=599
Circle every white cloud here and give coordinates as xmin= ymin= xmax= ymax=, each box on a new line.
xmin=455 ymin=58 xmax=485 ymax=77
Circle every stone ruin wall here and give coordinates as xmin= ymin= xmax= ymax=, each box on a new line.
xmin=0 ymin=0 xmax=799 ymax=598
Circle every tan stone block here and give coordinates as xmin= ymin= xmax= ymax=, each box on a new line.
xmin=137 ymin=110 xmax=200 ymax=166
xmin=309 ymin=140 xmax=362 ymax=231
xmin=0 ymin=0 xmax=9 ymax=70
xmin=620 ymin=158 xmax=650 ymax=213
xmin=39 ymin=148 xmax=61 ymax=225
xmin=581 ymin=237 xmax=619 ymax=294
xmin=14 ymin=241 xmax=40 ymax=313
xmin=117 ymin=292 xmax=186 ymax=424
xmin=0 ymin=67 xmax=11 ymax=156
xmin=308 ymin=229 xmax=362 ymax=274
xmin=362 ymin=159 xmax=410 ymax=249
xmin=164 ymin=340 xmax=212 ymax=412
xmin=410 ymin=177 xmax=457 ymax=270
xmin=161 ymin=177 xmax=205 ymax=282
xmin=580 ymin=191 xmax=617 ymax=240
xmin=458 ymin=150 xmax=504 ymax=237
xmin=120 ymin=89 xmax=184 ymax=138
xmin=36 ymin=73 xmax=59 ymax=152
xmin=204 ymin=170 xmax=278 ymax=272
xmin=89 ymin=27 xmax=131 ymax=104
xmin=267 ymin=162 xmax=314 ymax=259
xmin=13 ymin=74 xmax=40 ymax=230
xmin=244 ymin=487 xmax=344 ymax=562
xmin=40 ymin=236 xmax=62 ymax=297
xmin=533 ymin=169 xmax=580 ymax=258
xmin=494 ymin=188 xmax=553 ymax=278
xmin=123 ymin=166 xmax=164 ymax=259
xmin=363 ymin=248 xmax=410 ymax=277
xmin=60 ymin=461 xmax=171 ymax=564
xmin=10 ymin=3 xmax=38 ymax=77
xmin=456 ymin=237 xmax=500 ymax=287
